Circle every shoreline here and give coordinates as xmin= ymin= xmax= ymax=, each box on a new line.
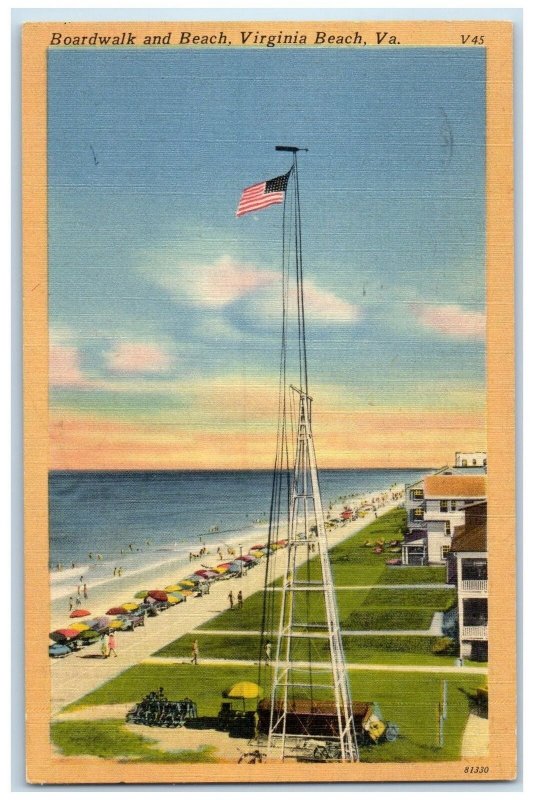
xmin=51 ymin=485 xmax=404 ymax=714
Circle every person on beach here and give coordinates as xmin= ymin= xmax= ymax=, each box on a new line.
xmin=118 ymin=567 xmax=123 ymax=577
xmin=88 ymin=552 xmax=93 ymax=560
xmin=77 ymin=584 xmax=80 ymax=595
xmin=237 ymin=590 xmax=243 ymax=610
xmin=108 ymin=632 xmax=118 ymax=658
xmin=100 ymin=634 xmax=109 ymax=659
xmin=228 ymin=590 xmax=234 ymax=610
xmin=75 ymin=596 xmax=81 ymax=606
xmin=191 ymin=639 xmax=199 ymax=665
xmin=68 ymin=596 xmax=73 ymax=611
xmin=83 ymin=583 xmax=88 ymax=600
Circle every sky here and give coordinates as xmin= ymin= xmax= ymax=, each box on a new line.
xmin=48 ymin=46 xmax=487 ymax=470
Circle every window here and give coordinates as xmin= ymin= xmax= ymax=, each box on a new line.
xmin=462 ymin=459 xmax=467 ymax=467
xmin=472 ymin=459 xmax=477 ymax=466
xmin=440 ymin=500 xmax=448 ymax=512
xmin=445 ymin=521 xmax=451 ymax=536
xmin=411 ymin=508 xmax=424 ymax=521
xmin=441 ymin=545 xmax=450 ymax=560
xmin=410 ymin=488 xmax=424 ymax=500
xmin=451 ymin=500 xmax=456 ymax=511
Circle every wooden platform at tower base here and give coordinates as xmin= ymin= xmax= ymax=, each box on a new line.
xmin=257 ymin=698 xmax=369 ymax=740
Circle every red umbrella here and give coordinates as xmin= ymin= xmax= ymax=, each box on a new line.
xmin=106 ymin=606 xmax=128 ymax=616
xmin=194 ymin=569 xmax=218 ymax=578
xmin=69 ymin=608 xmax=91 ymax=618
xmin=49 ymin=628 xmax=80 ymax=642
xmin=147 ymin=590 xmax=167 ymax=602
xmin=250 ymin=544 xmax=265 ymax=550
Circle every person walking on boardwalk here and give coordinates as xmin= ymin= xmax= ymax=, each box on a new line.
xmin=228 ymin=590 xmax=234 ymax=610
xmin=100 ymin=634 xmax=109 ymax=659
xmin=237 ymin=590 xmax=243 ymax=610
xmin=108 ymin=631 xmax=118 ymax=658
xmin=191 ymin=639 xmax=199 ymax=665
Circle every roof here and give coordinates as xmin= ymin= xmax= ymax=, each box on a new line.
xmin=424 ymin=474 xmax=486 ymax=499
xmin=450 ymin=502 xmax=487 ymax=552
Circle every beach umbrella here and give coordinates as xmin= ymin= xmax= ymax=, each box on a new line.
xmin=178 ymin=589 xmax=194 ymax=597
xmin=78 ymin=628 xmax=100 ymax=641
xmin=213 ymin=565 xmax=229 ymax=573
xmin=166 ymin=595 xmax=181 ymax=605
xmin=108 ymin=619 xmax=124 ymax=630
xmin=134 ymin=590 xmax=149 ymax=599
xmin=147 ymin=590 xmax=168 ymax=602
xmin=164 ymin=584 xmax=183 ymax=592
xmin=250 ymin=544 xmax=266 ymax=551
xmin=50 ymin=628 xmax=79 ymax=642
xmin=194 ymin=569 xmax=218 ymax=579
xmin=179 ymin=580 xmax=196 ymax=588
xmin=223 ymin=681 xmax=264 ymax=700
xmin=222 ymin=680 xmax=264 ymax=710
xmin=107 ymin=606 xmax=128 ymax=616
xmin=69 ymin=622 xmax=91 ymax=632
xmin=69 ymin=608 xmax=91 ymax=618
xmin=250 ymin=550 xmax=265 ymax=559
xmin=169 ymin=591 xmax=186 ymax=603
xmin=121 ymin=602 xmax=139 ymax=612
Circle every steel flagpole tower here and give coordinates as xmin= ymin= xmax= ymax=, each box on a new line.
xmin=263 ymin=147 xmax=359 ymax=763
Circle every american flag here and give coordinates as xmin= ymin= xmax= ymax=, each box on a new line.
xmin=236 ymin=170 xmax=291 ymax=217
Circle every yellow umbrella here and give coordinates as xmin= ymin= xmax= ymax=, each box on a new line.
xmin=109 ymin=619 xmax=123 ymax=630
xmin=122 ymin=602 xmax=139 ymax=612
xmin=69 ymin=622 xmax=91 ymax=632
xmin=251 ymin=550 xmax=264 ymax=559
xmin=222 ymin=681 xmax=264 ymax=709
xmin=167 ymin=595 xmax=181 ymax=605
xmin=213 ymin=566 xmax=228 ymax=573
xmin=179 ymin=580 xmax=196 ymax=587
xmin=165 ymin=584 xmax=182 ymax=592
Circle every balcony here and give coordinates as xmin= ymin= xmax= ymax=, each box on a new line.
xmin=462 ymin=625 xmax=488 ymax=641
xmin=460 ymin=579 xmax=488 ymax=594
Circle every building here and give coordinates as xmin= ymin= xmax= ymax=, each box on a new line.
xmin=455 ymin=451 xmax=487 ymax=468
xmin=402 ymin=469 xmax=486 ymax=566
xmin=448 ymin=501 xmax=488 ymax=661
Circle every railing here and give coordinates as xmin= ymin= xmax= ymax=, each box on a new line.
xmin=461 ymin=579 xmax=488 ymax=593
xmin=462 ymin=625 xmax=488 ymax=640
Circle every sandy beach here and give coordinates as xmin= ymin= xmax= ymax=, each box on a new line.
xmin=51 ymin=486 xmax=404 ymax=715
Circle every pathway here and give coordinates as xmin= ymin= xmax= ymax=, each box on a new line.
xmin=461 ymin=713 xmax=489 ymax=757
xmin=143 ymin=655 xmax=488 ymax=675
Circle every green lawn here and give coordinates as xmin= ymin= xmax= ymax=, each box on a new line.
xmin=51 ymin=719 xmax=217 ymax=763
xmin=156 ymin=632 xmax=456 ymax=667
xmin=66 ymin=662 xmax=481 ymax=762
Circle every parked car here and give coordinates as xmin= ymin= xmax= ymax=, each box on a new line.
xmin=49 ymin=642 xmax=74 ymax=658
xmin=116 ymin=612 xmax=145 ymax=631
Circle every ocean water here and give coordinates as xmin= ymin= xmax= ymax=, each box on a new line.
xmin=49 ymin=468 xmax=430 ymax=574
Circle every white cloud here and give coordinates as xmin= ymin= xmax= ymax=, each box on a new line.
xmin=411 ymin=303 xmax=486 ymax=339
xmin=104 ymin=342 xmax=173 ymax=375
xmin=153 ymin=255 xmax=278 ymax=309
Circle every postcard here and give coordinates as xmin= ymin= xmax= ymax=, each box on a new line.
xmin=22 ymin=19 xmax=515 ymax=783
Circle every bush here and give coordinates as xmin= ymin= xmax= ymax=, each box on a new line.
xmin=431 ymin=637 xmax=457 ymax=656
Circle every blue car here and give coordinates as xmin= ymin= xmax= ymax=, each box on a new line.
xmin=49 ymin=642 xmax=73 ymax=658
